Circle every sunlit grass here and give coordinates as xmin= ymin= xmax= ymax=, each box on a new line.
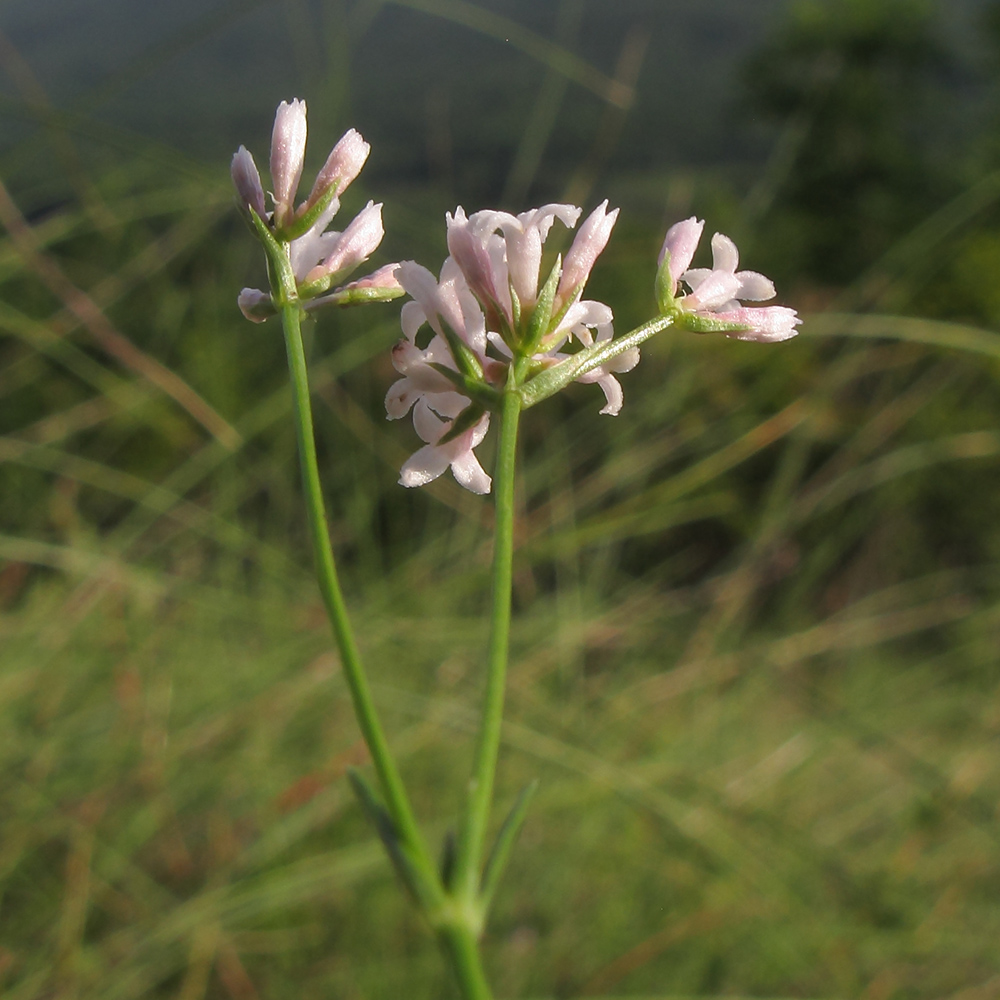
xmin=3 ymin=0 xmax=1000 ymax=997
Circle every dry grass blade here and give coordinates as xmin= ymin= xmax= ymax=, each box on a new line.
xmin=386 ymin=0 xmax=634 ymax=108
xmin=0 ymin=178 xmax=241 ymax=448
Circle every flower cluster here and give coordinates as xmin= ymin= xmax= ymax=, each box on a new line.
xmin=657 ymin=217 xmax=800 ymax=342
xmin=386 ymin=202 xmax=636 ymax=494
xmin=232 ymin=99 xmax=400 ymax=321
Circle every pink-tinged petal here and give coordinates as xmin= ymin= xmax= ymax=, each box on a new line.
xmin=270 ymin=99 xmax=308 ymax=228
xmin=339 ymin=262 xmax=402 ymax=292
xmin=500 ymin=203 xmax=582 ymax=305
xmin=306 ymin=128 xmax=370 ymax=208
xmin=734 ymin=270 xmax=776 ymax=301
xmin=524 ymin=203 xmax=582 ymax=241
xmin=231 ymin=146 xmax=266 ymax=219
xmin=400 ymin=444 xmax=452 ymax=487
xmin=685 ymin=270 xmax=741 ymax=310
xmin=504 ymin=223 xmax=543 ymax=306
xmin=446 ymin=207 xmax=509 ymax=324
xmin=710 ymin=232 xmax=739 ymax=274
xmin=658 ymin=217 xmax=705 ymax=284
xmin=557 ymin=201 xmax=618 ymax=306
xmin=237 ymin=287 xmax=273 ymax=323
xmin=305 ymin=201 xmax=384 ymax=283
xmin=714 ymin=306 xmax=801 ymax=343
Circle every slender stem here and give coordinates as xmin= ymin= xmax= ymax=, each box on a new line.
xmin=437 ymin=922 xmax=494 ymax=1000
xmin=454 ymin=384 xmax=522 ymax=904
xmin=278 ymin=299 xmax=431 ymax=872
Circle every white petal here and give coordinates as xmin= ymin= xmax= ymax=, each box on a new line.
xmin=450 ymin=451 xmax=492 ymax=494
xmin=734 ymin=270 xmax=776 ymax=301
xmin=681 ymin=267 xmax=713 ymax=292
xmin=412 ymin=398 xmax=447 ymax=444
xmin=686 ymin=270 xmax=741 ymax=310
xmin=523 ymin=203 xmax=582 ymax=240
xmin=607 ymin=346 xmax=640 ymax=374
xmin=710 ymin=233 xmax=739 ymax=274
xmin=401 ymin=300 xmax=428 ymax=342
xmin=400 ymin=444 xmax=451 ymax=487
xmin=594 ymin=373 xmax=624 ymax=415
xmin=385 ymin=378 xmax=419 ymax=418
xmin=426 ymin=391 xmax=471 ymax=420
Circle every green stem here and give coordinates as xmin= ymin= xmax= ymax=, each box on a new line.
xmin=437 ymin=922 xmax=494 ymax=1000
xmin=454 ymin=384 xmax=522 ymax=906
xmin=278 ymin=298 xmax=431 ymax=874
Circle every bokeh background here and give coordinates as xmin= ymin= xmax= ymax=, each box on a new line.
xmin=2 ymin=0 xmax=1000 ymax=997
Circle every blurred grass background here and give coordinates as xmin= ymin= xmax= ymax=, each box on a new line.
xmin=2 ymin=0 xmax=1000 ymax=997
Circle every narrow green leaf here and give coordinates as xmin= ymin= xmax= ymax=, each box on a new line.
xmin=248 ymin=207 xmax=297 ymax=300
xmin=518 ymin=315 xmax=673 ymax=409
xmin=427 ymin=364 xmax=500 ymax=411
xmin=439 ymin=321 xmax=485 ymax=381
xmin=275 ymin=183 xmax=338 ymax=242
xmin=347 ymin=768 xmax=440 ymax=909
xmin=520 ymin=255 xmax=562 ymax=356
xmin=479 ymin=779 xmax=538 ymax=914
xmin=436 ymin=403 xmax=486 ymax=444
xmin=655 ymin=251 xmax=676 ymax=315
xmin=439 ymin=828 xmax=457 ymax=891
xmin=303 ymin=283 xmax=406 ymax=310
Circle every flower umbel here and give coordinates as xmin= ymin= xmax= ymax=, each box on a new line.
xmin=232 ymin=100 xmax=402 ymax=321
xmin=657 ymin=217 xmax=800 ymax=342
xmin=387 ymin=201 xmax=639 ymax=493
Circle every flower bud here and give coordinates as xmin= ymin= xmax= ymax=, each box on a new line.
xmin=270 ymin=99 xmax=308 ymax=229
xmin=556 ymin=200 xmax=618 ymax=306
xmin=231 ymin=146 xmax=267 ymax=219
xmin=238 ymin=287 xmax=274 ymax=323
xmin=306 ymin=128 xmax=371 ymax=210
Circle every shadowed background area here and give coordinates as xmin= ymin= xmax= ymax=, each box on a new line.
xmin=2 ymin=1 xmax=1000 ymax=998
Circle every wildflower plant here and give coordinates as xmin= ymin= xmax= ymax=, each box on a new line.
xmin=233 ymin=99 xmax=800 ymax=999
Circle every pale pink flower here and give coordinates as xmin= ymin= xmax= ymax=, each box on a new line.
xmin=301 ymin=201 xmax=385 ymax=285
xmin=446 ymin=203 xmax=586 ymax=326
xmin=386 ymin=259 xmax=497 ymax=493
xmin=445 ymin=207 xmax=513 ymax=328
xmin=389 ymin=204 xmax=635 ymax=492
xmin=658 ymin=216 xmax=705 ymax=295
xmin=399 ymin=404 xmax=492 ymax=494
xmin=661 ymin=221 xmax=800 ymax=343
xmin=497 ymin=203 xmax=581 ymax=310
xmin=531 ymin=299 xmax=637 ymax=416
